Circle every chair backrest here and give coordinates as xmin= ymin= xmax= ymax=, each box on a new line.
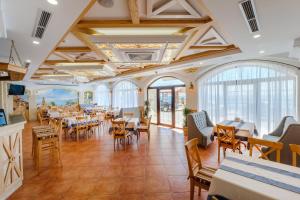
xmin=289 ymin=144 xmax=300 ymax=167
xmin=248 ymin=137 xmax=283 ymax=162
xmin=147 ymin=116 xmax=152 ymax=129
xmin=112 ymin=120 xmax=126 ymax=136
xmin=185 ymin=138 xmax=203 ymax=178
xmin=216 ymin=124 xmax=236 ymax=143
xmin=123 ymin=112 xmax=134 ymax=118
xmin=191 ymin=111 xmax=208 ymax=130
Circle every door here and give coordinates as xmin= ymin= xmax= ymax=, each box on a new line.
xmin=158 ymin=88 xmax=173 ymax=126
xmin=148 ymin=88 xmax=158 ymax=124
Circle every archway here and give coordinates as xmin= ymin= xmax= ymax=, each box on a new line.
xmin=147 ymin=76 xmax=186 ymax=128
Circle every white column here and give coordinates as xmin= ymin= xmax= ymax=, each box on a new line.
xmin=28 ymin=90 xmax=37 ymax=121
xmin=297 ymin=70 xmax=300 ymax=121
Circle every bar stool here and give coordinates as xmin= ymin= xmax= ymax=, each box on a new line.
xmin=32 ymin=121 xmax=62 ymax=173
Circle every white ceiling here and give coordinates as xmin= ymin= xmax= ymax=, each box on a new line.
xmin=203 ymin=0 xmax=300 ymax=58
xmin=3 ymin=0 xmax=300 ymax=86
xmin=2 ymin=0 xmax=91 ymax=80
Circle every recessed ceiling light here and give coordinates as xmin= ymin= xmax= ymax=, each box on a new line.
xmin=253 ymin=34 xmax=261 ymax=39
xmin=33 ymin=40 xmax=40 ymax=45
xmin=47 ymin=0 xmax=58 ymax=5
xmin=259 ymin=50 xmax=265 ymax=54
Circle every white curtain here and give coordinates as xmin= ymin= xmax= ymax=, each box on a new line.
xmin=113 ymin=80 xmax=138 ymax=108
xmin=198 ymin=61 xmax=297 ymax=135
xmin=95 ymin=84 xmax=111 ymax=107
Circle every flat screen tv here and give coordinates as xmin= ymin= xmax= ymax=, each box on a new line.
xmin=0 ymin=109 xmax=7 ymax=126
xmin=8 ymin=84 xmax=25 ymax=95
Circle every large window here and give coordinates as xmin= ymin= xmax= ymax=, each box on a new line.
xmin=198 ymin=61 xmax=297 ymax=135
xmin=95 ymin=84 xmax=110 ymax=107
xmin=113 ymin=80 xmax=138 ymax=108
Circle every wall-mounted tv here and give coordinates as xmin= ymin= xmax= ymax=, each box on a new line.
xmin=8 ymin=84 xmax=25 ymax=95
xmin=0 ymin=109 xmax=7 ymax=126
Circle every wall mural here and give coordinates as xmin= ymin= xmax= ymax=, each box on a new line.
xmin=36 ymin=89 xmax=79 ymax=106
xmin=13 ymin=92 xmax=29 ymax=120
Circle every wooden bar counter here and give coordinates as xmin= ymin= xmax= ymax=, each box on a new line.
xmin=0 ymin=115 xmax=25 ymax=200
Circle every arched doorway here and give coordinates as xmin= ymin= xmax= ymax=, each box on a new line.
xmin=147 ymin=76 xmax=186 ymax=128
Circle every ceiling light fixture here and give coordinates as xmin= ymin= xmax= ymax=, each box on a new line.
xmin=97 ymin=0 xmax=113 ymax=8
xmin=47 ymin=0 xmax=58 ymax=5
xmin=26 ymin=59 xmax=31 ymax=63
xmin=33 ymin=40 xmax=40 ymax=45
xmin=253 ymin=34 xmax=261 ymax=39
xmin=259 ymin=50 xmax=265 ymax=54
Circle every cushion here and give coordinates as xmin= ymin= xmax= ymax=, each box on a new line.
xmin=200 ymin=127 xmax=213 ymax=137
xmin=283 ymin=116 xmax=296 ymax=134
xmin=262 ymin=134 xmax=280 ymax=142
xmin=192 ymin=111 xmax=207 ymax=130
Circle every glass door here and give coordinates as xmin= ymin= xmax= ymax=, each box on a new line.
xmin=148 ymin=88 xmax=157 ymax=124
xmin=159 ymin=89 xmax=173 ymax=126
xmin=175 ymin=87 xmax=186 ymax=128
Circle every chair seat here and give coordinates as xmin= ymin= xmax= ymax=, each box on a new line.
xmin=137 ymin=125 xmax=148 ymax=130
xmin=220 ymin=138 xmax=240 ymax=145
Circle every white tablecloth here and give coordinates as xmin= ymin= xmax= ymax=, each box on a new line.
xmin=216 ymin=120 xmax=257 ymax=139
xmin=208 ymin=153 xmax=300 ymax=200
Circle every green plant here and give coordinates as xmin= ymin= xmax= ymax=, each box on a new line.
xmin=144 ymin=100 xmax=150 ymax=118
xmin=183 ymin=107 xmax=192 ymax=127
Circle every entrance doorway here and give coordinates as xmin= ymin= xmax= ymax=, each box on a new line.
xmin=147 ymin=77 xmax=186 ymax=128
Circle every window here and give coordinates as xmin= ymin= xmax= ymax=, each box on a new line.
xmin=113 ymin=80 xmax=138 ymax=108
xmin=84 ymin=91 xmax=93 ymax=104
xmin=149 ymin=76 xmax=185 ymax=87
xmin=198 ymin=61 xmax=297 ymax=135
xmin=95 ymin=84 xmax=111 ymax=107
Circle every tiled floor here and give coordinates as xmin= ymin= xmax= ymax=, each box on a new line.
xmin=9 ymin=121 xmax=222 ymax=200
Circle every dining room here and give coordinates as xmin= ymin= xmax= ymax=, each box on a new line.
xmin=1 ymin=0 xmax=300 ymax=200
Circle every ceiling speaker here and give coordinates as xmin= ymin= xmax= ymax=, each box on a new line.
xmin=97 ymin=0 xmax=114 ymax=8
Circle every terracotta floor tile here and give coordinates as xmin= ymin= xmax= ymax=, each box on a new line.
xmin=9 ymin=122 xmax=218 ymax=200
xmin=144 ymin=193 xmax=173 ymax=200
xmin=168 ymin=176 xmax=190 ymax=193
xmin=93 ymin=178 xmax=121 ymax=194
xmin=119 ymin=177 xmax=145 ymax=194
xmin=145 ymin=176 xmax=171 ymax=194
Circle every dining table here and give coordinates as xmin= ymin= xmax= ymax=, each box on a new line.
xmin=113 ymin=117 xmax=140 ymax=131
xmin=214 ymin=120 xmax=258 ymax=141
xmin=208 ymin=152 xmax=300 ymax=200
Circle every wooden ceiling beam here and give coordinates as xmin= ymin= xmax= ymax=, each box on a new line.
xmin=128 ymin=0 xmax=140 ymax=24
xmin=44 ymin=60 xmax=106 ymax=65
xmin=55 ymin=46 xmax=91 ymax=52
xmin=76 ymin=17 xmax=212 ymax=28
xmin=53 ymin=52 xmax=75 ymax=62
xmin=174 ymin=45 xmax=240 ymax=63
xmin=91 ymin=45 xmax=241 ymax=82
xmin=189 ymin=45 xmax=230 ymax=50
xmin=175 ymin=24 xmax=212 ymax=60
xmin=71 ymin=28 xmax=109 ymax=61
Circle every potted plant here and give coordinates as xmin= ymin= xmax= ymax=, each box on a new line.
xmin=183 ymin=107 xmax=192 ymax=136
xmin=144 ymin=100 xmax=150 ymax=118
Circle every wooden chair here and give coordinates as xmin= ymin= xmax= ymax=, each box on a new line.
xmin=185 ymin=138 xmax=217 ymax=200
xmin=32 ymin=123 xmax=62 ymax=173
xmin=216 ymin=124 xmax=241 ymax=162
xmin=112 ymin=120 xmax=131 ymax=151
xmin=123 ymin=112 xmax=134 ymax=118
xmin=137 ymin=116 xmax=152 ymax=141
xmin=74 ymin=116 xmax=88 ymax=141
xmin=37 ymin=109 xmax=49 ymax=125
xmin=289 ymin=144 xmax=300 ymax=166
xmin=248 ymin=137 xmax=283 ymax=162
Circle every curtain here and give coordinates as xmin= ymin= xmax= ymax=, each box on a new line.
xmin=95 ymin=84 xmax=111 ymax=107
xmin=112 ymin=80 xmax=138 ymax=108
xmin=198 ymin=61 xmax=297 ymax=135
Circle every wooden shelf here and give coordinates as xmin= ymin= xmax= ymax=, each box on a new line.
xmin=0 ymin=62 xmax=27 ymax=81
